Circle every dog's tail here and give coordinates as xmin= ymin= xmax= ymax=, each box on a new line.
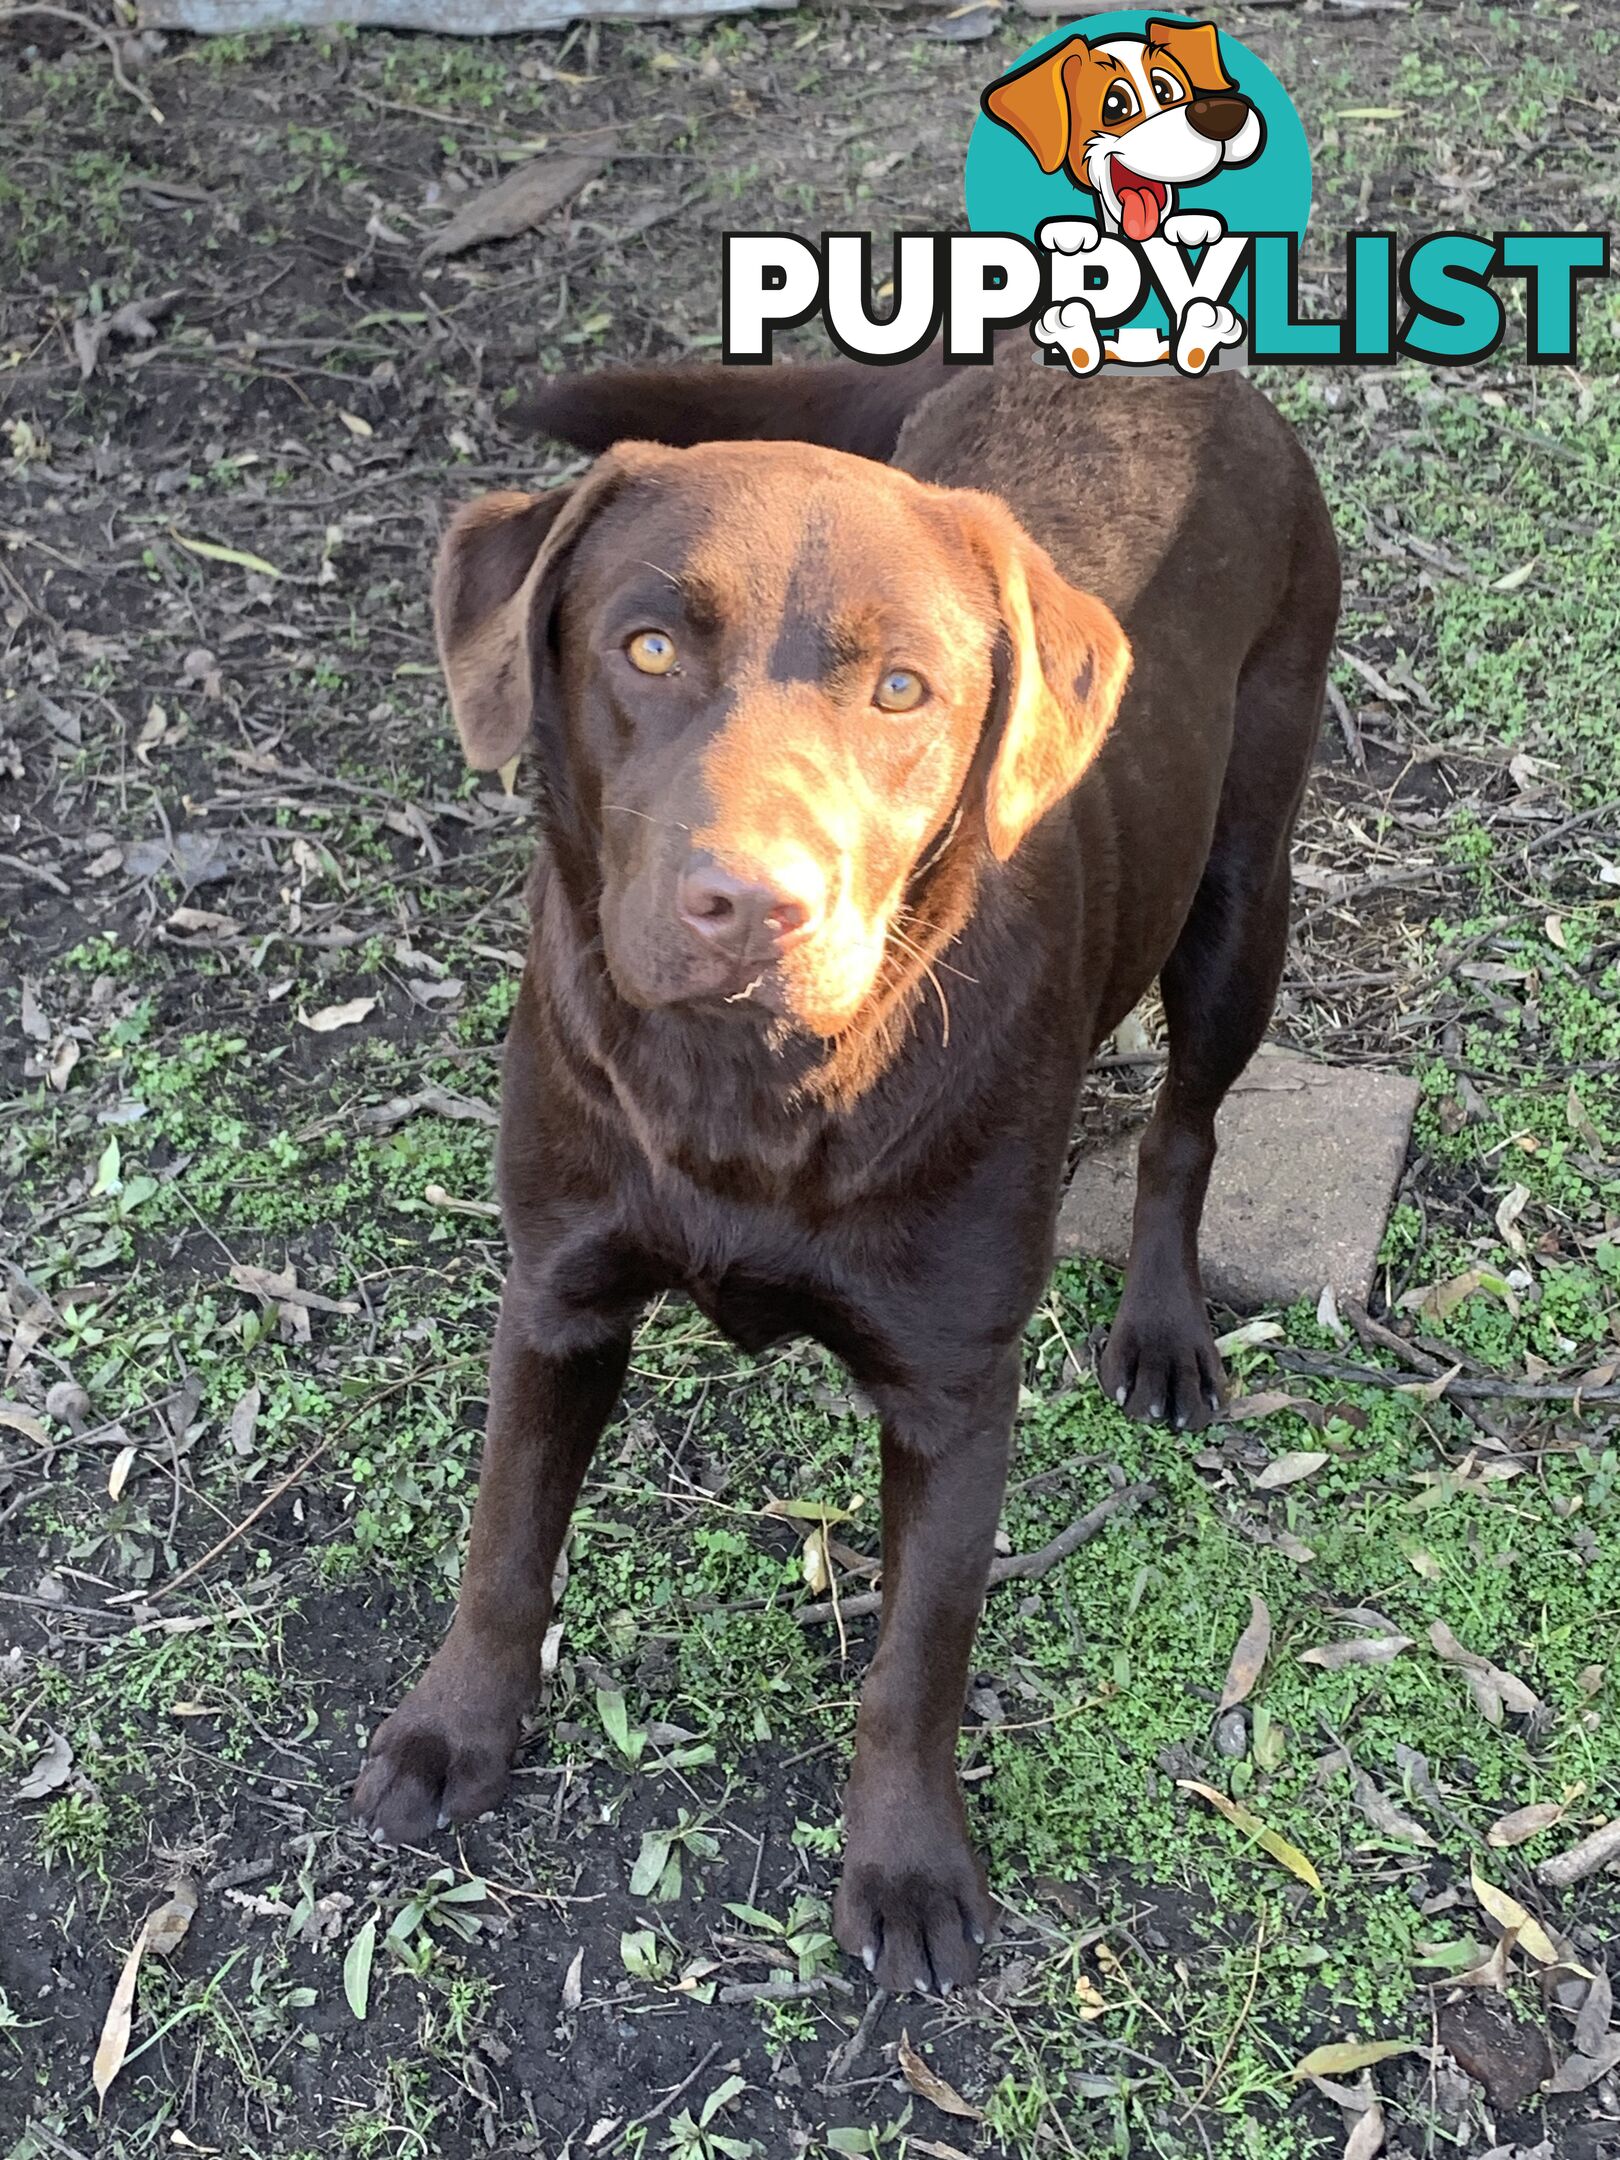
xmin=511 ymin=343 xmax=970 ymax=465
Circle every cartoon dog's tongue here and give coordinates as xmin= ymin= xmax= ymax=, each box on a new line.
xmin=1111 ymin=162 xmax=1165 ymax=242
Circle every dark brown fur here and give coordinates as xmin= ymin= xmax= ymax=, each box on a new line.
xmin=353 ymin=352 xmax=1339 ymax=1996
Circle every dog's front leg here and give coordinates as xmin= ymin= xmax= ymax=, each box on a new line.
xmin=833 ymin=1352 xmax=1016 ymax=1993
xmin=353 ymin=1288 xmax=630 ymax=1844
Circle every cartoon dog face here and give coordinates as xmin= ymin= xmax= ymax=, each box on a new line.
xmin=983 ymin=18 xmax=1264 ymax=242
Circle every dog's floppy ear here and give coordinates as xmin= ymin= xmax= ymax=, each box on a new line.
xmin=1146 ymin=17 xmax=1234 ymax=94
xmin=964 ymin=499 xmax=1131 ymax=861
xmin=433 ymin=459 xmax=632 ymax=770
xmin=981 ymin=36 xmax=1090 ymax=176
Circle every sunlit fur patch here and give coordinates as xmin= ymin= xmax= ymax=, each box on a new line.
xmin=693 ymin=678 xmax=960 ymax=1037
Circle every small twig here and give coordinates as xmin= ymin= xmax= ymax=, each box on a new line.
xmin=621 ymin=2041 xmax=727 ymax=2135
xmin=107 ymin=1434 xmax=333 ymax=1605
xmin=1344 ymin=1303 xmax=1514 ymax=1445
xmin=0 ymin=6 xmax=164 ymax=124
xmin=717 ymin=1974 xmax=854 ymax=2004
xmin=1190 ymin=1917 xmax=1267 ymax=2108
xmin=794 ymin=1480 xmax=1154 ymax=1626
xmin=822 ymin=1986 xmax=890 ymax=2089
xmin=1273 ymin=1345 xmax=1620 ymax=1408
xmin=1536 ymin=1814 xmax=1620 ymax=1889
xmin=1325 ymin=679 xmax=1365 ymax=771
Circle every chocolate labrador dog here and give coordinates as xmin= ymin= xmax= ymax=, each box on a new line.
xmin=353 ymin=349 xmax=1338 ymax=1995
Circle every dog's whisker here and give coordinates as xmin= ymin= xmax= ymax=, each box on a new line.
xmin=893 ymin=907 xmax=979 ymax=985
xmin=601 ymin=803 xmax=692 ymax=833
xmin=887 ymin=922 xmax=953 ymax=1048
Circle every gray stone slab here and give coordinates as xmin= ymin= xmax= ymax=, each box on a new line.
xmin=1055 ymin=1049 xmax=1420 ymax=1311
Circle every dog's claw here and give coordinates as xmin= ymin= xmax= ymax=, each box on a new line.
xmin=436 ymin=1810 xmax=451 ymax=1831
xmin=1114 ymin=1385 xmax=1127 ymax=1407
xmin=370 ymin=1823 xmax=390 ymax=1845
xmin=862 ymin=1943 xmax=877 ymax=1973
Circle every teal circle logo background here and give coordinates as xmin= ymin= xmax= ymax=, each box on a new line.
xmin=964 ymin=12 xmax=1312 ymax=334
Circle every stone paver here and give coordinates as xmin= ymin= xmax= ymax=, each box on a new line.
xmin=1055 ymin=1049 xmax=1421 ymax=1309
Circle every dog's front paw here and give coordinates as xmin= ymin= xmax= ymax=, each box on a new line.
xmin=834 ymin=1813 xmax=994 ymax=1995
xmin=1163 ymin=210 xmax=1225 ymax=250
xmin=1099 ymin=1292 xmax=1226 ymax=1432
xmin=1037 ymin=216 xmax=1101 ymax=255
xmin=353 ymin=1674 xmax=519 ymax=1845
xmin=1174 ymin=297 xmax=1244 ymax=375
xmin=1035 ymin=300 xmax=1103 ymax=377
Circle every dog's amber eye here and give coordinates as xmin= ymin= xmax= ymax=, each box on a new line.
xmin=626 ymin=630 xmax=677 ymax=675
xmin=874 ymin=668 xmax=927 ymax=713
xmin=1101 ymin=82 xmax=1139 ymax=125
xmin=1149 ymin=70 xmax=1185 ymax=106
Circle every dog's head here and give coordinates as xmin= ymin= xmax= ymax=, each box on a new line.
xmin=983 ymin=18 xmax=1264 ymax=240
xmin=435 ymin=442 xmax=1129 ymax=1040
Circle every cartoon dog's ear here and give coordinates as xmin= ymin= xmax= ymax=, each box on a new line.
xmin=981 ymin=36 xmax=1090 ymax=176
xmin=1146 ymin=17 xmax=1234 ymax=94
xmin=433 ymin=458 xmax=635 ymax=770
xmin=963 ymin=495 xmax=1132 ymax=861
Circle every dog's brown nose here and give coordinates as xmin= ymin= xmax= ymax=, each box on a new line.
xmin=677 ymin=854 xmax=819 ymax=960
xmin=1186 ymin=95 xmax=1249 ymax=142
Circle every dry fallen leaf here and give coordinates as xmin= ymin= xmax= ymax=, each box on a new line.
xmin=16 ymin=1731 xmax=73 ymax=1801
xmin=422 ymin=146 xmax=615 ymax=261
xmin=147 ymin=1879 xmax=199 ymax=1958
xmin=1486 ymin=1802 xmax=1565 ymax=1849
xmin=1572 ymin=1965 xmax=1612 ymax=2057
xmin=1178 ymin=1780 xmax=1322 ymax=1892
xmin=898 ymin=2030 xmax=982 ymax=2120
xmin=1450 ymin=1923 xmax=1520 ymax=1992
xmin=1344 ymin=2097 xmax=1386 ymax=2160
xmin=0 ymin=1404 xmax=50 ymax=1446
xmin=1218 ymin=1594 xmax=1271 ymax=1715
xmin=1299 ymin=1635 xmax=1412 ymax=1672
xmin=1223 ymin=1391 xmax=1309 ymax=1423
xmin=1495 ymin=1181 xmax=1530 ymax=1256
xmin=1290 ymin=2039 xmax=1417 ymax=2080
xmin=1429 ymin=1621 xmax=1541 ymax=1724
xmin=800 ymin=1525 xmax=831 ymax=1596
xmin=1544 ymin=2033 xmax=1620 ymax=2094
xmin=1469 ymin=1859 xmax=1567 ymax=1969
xmin=297 ymin=995 xmax=378 ymax=1034
xmin=1214 ymin=1319 xmax=1284 ymax=1355
xmin=1350 ymin=1771 xmax=1434 ymax=1848
xmin=95 ymin=1908 xmax=161 ymax=2107
xmin=1252 ymin=1450 xmax=1328 ymax=1491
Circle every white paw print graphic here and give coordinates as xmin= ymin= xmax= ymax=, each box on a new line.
xmin=1037 ymin=217 xmax=1102 ymax=256
xmin=1035 ymin=299 xmax=1103 ymax=376
xmin=1162 ymin=211 xmax=1226 ymax=251
xmin=1174 ymin=297 xmax=1244 ymax=375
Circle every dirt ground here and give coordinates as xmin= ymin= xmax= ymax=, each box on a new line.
xmin=2 ymin=4 xmax=1619 ymax=2158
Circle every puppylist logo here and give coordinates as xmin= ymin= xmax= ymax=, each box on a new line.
xmin=722 ymin=11 xmax=1608 ymax=379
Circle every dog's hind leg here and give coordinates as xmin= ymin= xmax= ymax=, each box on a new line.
xmin=1099 ymin=498 xmax=1338 ymax=1431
